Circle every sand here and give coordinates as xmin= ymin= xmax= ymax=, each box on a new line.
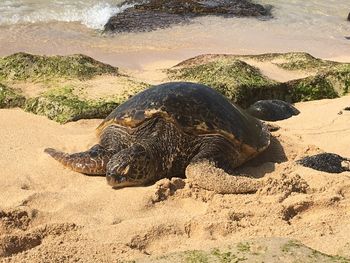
xmin=1 ymin=65 xmax=350 ymax=262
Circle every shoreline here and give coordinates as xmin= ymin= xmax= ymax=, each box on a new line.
xmin=1 ymin=3 xmax=350 ymax=260
xmin=0 ymin=15 xmax=350 ymax=71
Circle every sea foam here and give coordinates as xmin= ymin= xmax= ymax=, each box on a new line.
xmin=0 ymin=1 xmax=132 ymax=30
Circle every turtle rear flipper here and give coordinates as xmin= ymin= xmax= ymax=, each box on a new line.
xmin=44 ymin=145 xmax=112 ymax=175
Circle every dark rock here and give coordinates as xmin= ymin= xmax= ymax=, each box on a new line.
xmin=0 ymin=84 xmax=26 ymax=108
xmin=246 ymin=100 xmax=300 ymax=121
xmin=297 ymin=153 xmax=350 ymax=173
xmin=348 ymin=12 xmax=350 ymax=21
xmin=104 ymin=0 xmax=272 ymax=33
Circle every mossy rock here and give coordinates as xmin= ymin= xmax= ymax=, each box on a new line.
xmin=133 ymin=238 xmax=350 ymax=263
xmin=167 ymin=59 xmax=284 ymax=107
xmin=23 ymin=86 xmax=137 ymax=123
xmin=248 ymin=52 xmax=339 ymax=71
xmin=0 ymin=83 xmax=26 ymax=108
xmin=168 ymin=53 xmax=350 ymax=106
xmin=324 ymin=64 xmax=350 ymax=95
xmin=0 ymin=52 xmax=118 ymax=81
xmin=286 ymin=74 xmax=339 ymax=102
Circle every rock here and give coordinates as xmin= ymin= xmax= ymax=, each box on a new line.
xmin=168 ymin=52 xmax=350 ymax=106
xmin=24 ymin=87 xmax=117 ymax=123
xmin=0 ymin=52 xmax=118 ymax=81
xmin=0 ymin=52 xmax=149 ymax=123
xmin=297 ymin=153 xmax=350 ymax=173
xmin=0 ymin=84 xmax=26 ymax=108
xmin=348 ymin=12 xmax=350 ymax=21
xmin=246 ymin=100 xmax=300 ymax=121
xmin=104 ymin=0 xmax=272 ymax=33
xmin=286 ymin=74 xmax=339 ymax=102
xmin=167 ymin=58 xmax=281 ymax=108
xmin=134 ymin=238 xmax=350 ymax=262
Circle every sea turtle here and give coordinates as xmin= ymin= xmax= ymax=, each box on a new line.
xmin=246 ymin=99 xmax=300 ymax=121
xmin=297 ymin=153 xmax=350 ymax=173
xmin=45 ymin=82 xmax=270 ymax=193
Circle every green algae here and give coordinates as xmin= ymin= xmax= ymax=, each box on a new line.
xmin=245 ymin=52 xmax=339 ymax=71
xmin=2 ymin=51 xmax=350 ymax=124
xmin=0 ymin=83 xmax=26 ymax=108
xmin=0 ymin=52 xmax=118 ymax=81
xmin=24 ymin=86 xmax=119 ymax=123
xmin=0 ymin=52 xmax=150 ymax=123
xmin=185 ymin=251 xmax=210 ymax=263
xmin=133 ymin=239 xmax=350 ymax=263
xmin=286 ymin=74 xmax=339 ymax=102
xmin=236 ymin=242 xmax=251 ymax=253
xmin=167 ymin=59 xmax=281 ymax=107
xmin=168 ymin=52 xmax=350 ymax=106
xmin=324 ymin=64 xmax=350 ymax=95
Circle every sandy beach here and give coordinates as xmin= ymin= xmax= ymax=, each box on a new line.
xmin=1 ymin=0 xmax=350 ymax=262
xmin=1 ymin=59 xmax=350 ymax=261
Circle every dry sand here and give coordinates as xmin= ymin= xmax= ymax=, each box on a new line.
xmin=1 ymin=79 xmax=350 ymax=261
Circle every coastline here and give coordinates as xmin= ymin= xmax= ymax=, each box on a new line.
xmin=1 ymin=2 xmax=350 ymax=260
xmin=0 ymin=50 xmax=350 ymax=262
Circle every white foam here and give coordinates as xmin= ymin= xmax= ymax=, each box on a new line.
xmin=0 ymin=0 xmax=132 ymax=30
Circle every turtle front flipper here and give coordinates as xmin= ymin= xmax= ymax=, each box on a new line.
xmin=186 ymin=161 xmax=263 ymax=194
xmin=44 ymin=144 xmax=113 ymax=175
xmin=185 ymin=136 xmax=264 ymax=194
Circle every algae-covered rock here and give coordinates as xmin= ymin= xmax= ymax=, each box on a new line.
xmin=324 ymin=64 xmax=350 ymax=95
xmin=0 ymin=52 xmax=150 ymax=123
xmin=0 ymin=83 xmax=26 ymax=108
xmin=287 ymin=74 xmax=339 ymax=102
xmin=134 ymin=238 xmax=350 ymax=263
xmin=24 ymin=86 xmax=146 ymax=123
xmin=247 ymin=52 xmax=339 ymax=72
xmin=168 ymin=59 xmax=286 ymax=107
xmin=0 ymin=52 xmax=118 ymax=81
xmin=168 ymin=52 xmax=350 ymax=106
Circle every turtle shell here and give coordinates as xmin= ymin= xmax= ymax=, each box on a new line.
xmin=97 ymin=82 xmax=270 ymax=153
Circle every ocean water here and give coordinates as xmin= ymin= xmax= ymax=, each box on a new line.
xmin=0 ymin=0 xmax=128 ymax=29
xmin=0 ymin=0 xmax=349 ymax=68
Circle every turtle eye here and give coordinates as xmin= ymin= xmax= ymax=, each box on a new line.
xmin=116 ymin=175 xmax=127 ymax=183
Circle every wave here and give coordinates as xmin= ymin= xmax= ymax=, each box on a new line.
xmin=0 ymin=1 xmax=134 ymax=30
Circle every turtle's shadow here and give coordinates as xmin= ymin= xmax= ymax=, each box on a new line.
xmin=236 ymin=136 xmax=287 ymax=179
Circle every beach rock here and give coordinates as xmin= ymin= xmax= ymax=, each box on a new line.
xmin=168 ymin=52 xmax=350 ymax=106
xmin=24 ymin=87 xmax=118 ymax=123
xmin=167 ymin=59 xmax=282 ymax=108
xmin=247 ymin=100 xmax=300 ymax=121
xmin=22 ymin=85 xmax=147 ymax=124
xmin=286 ymin=74 xmax=339 ymax=102
xmin=135 ymin=238 xmax=349 ymax=262
xmin=0 ymin=52 xmax=149 ymax=123
xmin=0 ymin=84 xmax=26 ymax=108
xmin=104 ymin=0 xmax=272 ymax=33
xmin=297 ymin=153 xmax=350 ymax=173
xmin=0 ymin=52 xmax=118 ymax=81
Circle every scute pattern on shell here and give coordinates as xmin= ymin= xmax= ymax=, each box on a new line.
xmin=98 ymin=82 xmax=269 ymax=151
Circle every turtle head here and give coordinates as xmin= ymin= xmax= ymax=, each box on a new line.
xmin=106 ymin=144 xmax=156 ymax=188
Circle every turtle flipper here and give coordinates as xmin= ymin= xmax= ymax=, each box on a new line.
xmin=185 ymin=137 xmax=263 ymax=194
xmin=185 ymin=161 xmax=263 ymax=194
xmin=44 ymin=144 xmax=112 ymax=175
